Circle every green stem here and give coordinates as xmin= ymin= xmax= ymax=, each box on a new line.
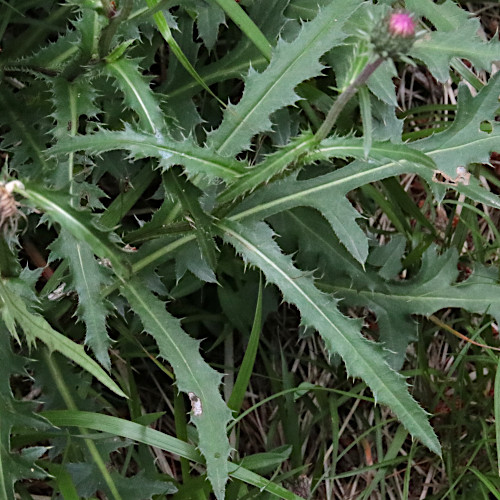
xmin=99 ymin=0 xmax=134 ymax=58
xmin=314 ymin=56 xmax=385 ymax=143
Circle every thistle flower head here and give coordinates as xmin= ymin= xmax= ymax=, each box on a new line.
xmin=368 ymin=9 xmax=418 ymax=60
xmin=388 ymin=12 xmax=416 ymax=38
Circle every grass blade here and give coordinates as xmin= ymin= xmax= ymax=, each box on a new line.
xmin=227 ymin=275 xmax=263 ymax=413
xmin=145 ymin=0 xmax=224 ymax=106
xmin=41 ymin=410 xmax=305 ymax=500
xmin=211 ymin=0 xmax=272 ymax=61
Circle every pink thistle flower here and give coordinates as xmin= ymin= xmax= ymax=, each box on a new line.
xmin=388 ymin=12 xmax=416 ymax=38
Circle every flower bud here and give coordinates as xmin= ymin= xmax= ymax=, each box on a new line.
xmin=369 ymin=10 xmax=417 ymax=60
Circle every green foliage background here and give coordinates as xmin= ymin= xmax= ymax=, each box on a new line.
xmin=0 ymin=0 xmax=499 ymax=498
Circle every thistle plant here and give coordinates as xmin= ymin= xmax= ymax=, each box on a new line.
xmin=1 ymin=1 xmax=500 ymax=499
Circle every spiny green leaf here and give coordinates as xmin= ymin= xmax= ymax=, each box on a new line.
xmin=406 ymin=0 xmax=469 ymax=32
xmin=367 ymin=59 xmax=398 ymax=106
xmin=146 ymin=0 xmax=224 ymax=107
xmin=49 ymin=229 xmax=113 ymax=370
xmin=193 ymin=1 xmax=225 ymax=51
xmin=134 ymin=124 xmax=500 ymax=272
xmin=225 ymin=76 xmax=500 ymax=263
xmin=119 ymin=278 xmax=232 ymax=500
xmin=175 ymin=239 xmax=217 ymax=283
xmin=413 ymin=73 xmax=500 ymax=179
xmin=285 ymin=0 xmax=332 ymax=22
xmin=312 ymin=136 xmax=436 ymax=168
xmin=326 ymin=246 xmax=500 ymax=367
xmin=49 ymin=76 xmax=100 ymax=140
xmin=407 ymin=0 xmax=500 ymax=82
xmin=2 ymin=4 xmax=72 ymax=60
xmin=207 ymin=0 xmax=360 ymax=157
xmin=105 ymin=39 xmax=136 ymax=64
xmin=217 ymin=131 xmax=316 ymax=204
xmin=163 ymin=168 xmax=218 ymax=273
xmin=272 ymin=209 xmax=500 ymax=370
xmin=20 ymin=183 xmax=131 ymax=279
xmin=10 ymin=27 xmax=79 ymax=71
xmin=165 ymin=0 xmax=288 ymax=102
xmin=227 ymin=153 xmax=500 ymax=264
xmin=160 ymin=0 xmax=288 ymax=135
xmin=219 ymin=219 xmax=441 ymax=456
xmin=101 ymin=57 xmax=165 ymax=134
xmin=49 ymin=126 xmax=246 ymax=181
xmin=72 ymin=7 xmax=105 ymax=61
xmin=0 ymin=279 xmax=126 ymax=398
xmin=226 ymin=163 xmax=386 ymax=265
xmin=411 ymin=30 xmax=500 ymax=83
xmin=218 ymin=132 xmax=435 ymax=205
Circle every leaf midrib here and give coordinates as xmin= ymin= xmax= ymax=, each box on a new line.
xmin=328 ymin=283 xmax=500 ymax=306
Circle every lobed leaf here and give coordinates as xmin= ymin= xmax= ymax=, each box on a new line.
xmin=164 ymin=0 xmax=288 ymax=102
xmin=49 ymin=76 xmax=100 ymax=140
xmin=0 ymin=279 xmax=126 ymax=398
xmin=332 ymin=247 xmax=500 ymax=366
xmin=49 ymin=230 xmax=113 ymax=370
xmin=101 ymin=57 xmax=165 ymax=134
xmin=272 ymin=209 xmax=500 ymax=369
xmin=225 ymin=75 xmax=500 ymax=263
xmin=408 ymin=0 xmax=500 ymax=82
xmin=146 ymin=0 xmax=224 ymax=106
xmin=20 ymin=183 xmax=131 ymax=278
xmin=11 ymin=27 xmax=79 ymax=71
xmin=219 ymin=219 xmax=441 ymax=456
xmin=413 ymin=72 xmax=500 ymax=179
xmin=49 ymin=126 xmax=245 ymax=181
xmin=217 ymin=131 xmax=316 ymax=204
xmin=193 ymin=1 xmax=225 ymax=51
xmin=207 ymin=0 xmax=360 ymax=157
xmin=119 ymin=279 xmax=232 ymax=500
